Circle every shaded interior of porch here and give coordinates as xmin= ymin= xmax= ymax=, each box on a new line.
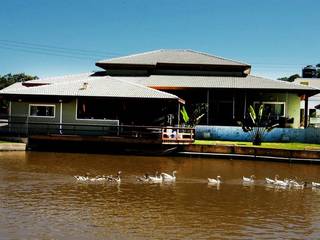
xmin=165 ymin=88 xmax=303 ymax=128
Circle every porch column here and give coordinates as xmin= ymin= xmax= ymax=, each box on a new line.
xmin=211 ymin=90 xmax=214 ymax=124
xmin=206 ymin=89 xmax=210 ymax=124
xmin=8 ymin=101 xmax=11 ymax=133
xmin=232 ymin=93 xmax=235 ymax=119
xmin=304 ymin=95 xmax=309 ymax=128
xmin=243 ymin=92 xmax=247 ymax=119
xmin=177 ymin=103 xmax=181 ymax=127
xmin=8 ymin=101 xmax=11 ymax=118
xmin=59 ymin=100 xmax=63 ymax=133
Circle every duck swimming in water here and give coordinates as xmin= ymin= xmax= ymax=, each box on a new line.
xmin=136 ymin=173 xmax=150 ymax=182
xmin=161 ymin=171 xmax=177 ymax=181
xmin=208 ymin=176 xmax=221 ymax=184
xmin=107 ymin=171 xmax=122 ymax=183
xmin=74 ymin=172 xmax=91 ymax=181
xmin=312 ymin=181 xmax=320 ymax=188
xmin=148 ymin=171 xmax=163 ymax=182
xmin=265 ymin=175 xmax=280 ymax=184
xmin=243 ymin=175 xmax=255 ymax=183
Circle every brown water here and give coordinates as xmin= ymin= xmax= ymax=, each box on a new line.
xmin=1 ymin=152 xmax=320 ymax=239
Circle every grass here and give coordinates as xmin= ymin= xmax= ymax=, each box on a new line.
xmin=194 ymin=140 xmax=320 ymax=151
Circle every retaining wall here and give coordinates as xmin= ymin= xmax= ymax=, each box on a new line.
xmin=0 ymin=143 xmax=26 ymax=151
xmin=196 ymin=126 xmax=320 ymax=144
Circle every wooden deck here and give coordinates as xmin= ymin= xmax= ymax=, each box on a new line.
xmin=29 ymin=134 xmax=163 ymax=145
xmin=0 ymin=119 xmax=195 ymax=148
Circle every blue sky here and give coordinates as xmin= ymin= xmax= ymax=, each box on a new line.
xmin=0 ymin=0 xmax=319 ymax=79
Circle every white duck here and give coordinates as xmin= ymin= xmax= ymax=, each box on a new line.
xmin=274 ymin=177 xmax=290 ymax=187
xmin=265 ymin=175 xmax=279 ymax=184
xmin=312 ymin=182 xmax=320 ymax=188
xmin=148 ymin=172 xmax=163 ymax=183
xmin=289 ymin=179 xmax=305 ymax=188
xmin=107 ymin=171 xmax=122 ymax=183
xmin=74 ymin=173 xmax=91 ymax=181
xmin=243 ymin=175 xmax=255 ymax=183
xmin=161 ymin=171 xmax=177 ymax=181
xmin=91 ymin=175 xmax=108 ymax=181
xmin=74 ymin=175 xmax=89 ymax=181
xmin=136 ymin=173 xmax=150 ymax=182
xmin=208 ymin=176 xmax=221 ymax=184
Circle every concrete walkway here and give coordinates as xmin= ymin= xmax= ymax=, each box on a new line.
xmin=0 ymin=143 xmax=26 ymax=151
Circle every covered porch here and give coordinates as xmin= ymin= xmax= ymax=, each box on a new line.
xmin=168 ymin=88 xmax=304 ymax=128
xmin=117 ymin=74 xmax=319 ymax=129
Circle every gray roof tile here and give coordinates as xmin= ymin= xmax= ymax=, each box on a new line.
xmin=116 ymin=75 xmax=317 ymax=91
xmin=96 ymin=49 xmax=250 ymax=67
xmin=0 ymin=76 xmax=179 ymax=100
xmin=2 ymin=74 xmax=317 ymax=101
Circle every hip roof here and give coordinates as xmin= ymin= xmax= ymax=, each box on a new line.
xmin=0 ymin=74 xmax=180 ymax=100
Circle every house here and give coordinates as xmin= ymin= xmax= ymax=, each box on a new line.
xmin=2 ymin=74 xmax=183 ymax=126
xmin=0 ymin=73 xmax=193 ymax=150
xmin=0 ymin=49 xmax=318 ymax=149
xmin=95 ymin=49 xmax=318 ymax=128
xmin=294 ymin=78 xmax=320 ymax=127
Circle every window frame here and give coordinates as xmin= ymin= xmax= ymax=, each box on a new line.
xmin=28 ymin=104 xmax=56 ymax=118
xmin=253 ymin=101 xmax=286 ymax=117
xmin=75 ymin=98 xmax=120 ymax=124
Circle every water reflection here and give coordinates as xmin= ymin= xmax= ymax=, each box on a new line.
xmin=1 ymin=151 xmax=320 ymax=239
xmin=207 ymin=182 xmax=221 ymax=191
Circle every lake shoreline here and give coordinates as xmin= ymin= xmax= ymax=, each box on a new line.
xmin=1 ymin=140 xmax=320 ymax=162
xmin=0 ymin=142 xmax=26 ymax=151
xmin=180 ymin=144 xmax=320 ymax=163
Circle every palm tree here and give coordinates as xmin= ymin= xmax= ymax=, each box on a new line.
xmin=237 ymin=104 xmax=279 ymax=145
xmin=180 ymin=104 xmax=207 ymax=127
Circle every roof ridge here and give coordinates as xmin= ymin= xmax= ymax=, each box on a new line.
xmin=185 ymin=49 xmax=250 ymax=66
xmin=36 ymin=72 xmax=93 ymax=81
xmin=97 ymin=49 xmax=250 ymax=66
xmin=110 ymin=76 xmax=178 ymax=98
xmin=26 ymin=77 xmax=93 ymax=89
xmin=248 ymin=75 xmax=319 ymax=90
xmin=97 ymin=50 xmax=163 ymax=63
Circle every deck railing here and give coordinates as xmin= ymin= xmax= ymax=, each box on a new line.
xmin=0 ymin=116 xmax=195 ymax=144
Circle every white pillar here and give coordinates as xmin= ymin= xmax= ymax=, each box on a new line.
xmin=59 ymin=100 xmax=63 ymax=133
xmin=206 ymin=89 xmax=210 ymax=124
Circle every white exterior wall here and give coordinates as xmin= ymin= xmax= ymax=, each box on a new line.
xmin=294 ymin=78 xmax=320 ymax=126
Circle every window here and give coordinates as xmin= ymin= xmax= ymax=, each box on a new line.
xmin=254 ymin=102 xmax=285 ymax=119
xmin=29 ymin=104 xmax=55 ymax=118
xmin=76 ymin=98 xmax=121 ymax=122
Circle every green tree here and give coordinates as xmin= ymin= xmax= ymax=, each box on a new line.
xmin=0 ymin=73 xmax=38 ymax=114
xmin=316 ymin=63 xmax=320 ymax=78
xmin=0 ymin=73 xmax=38 ymax=89
xmin=277 ymin=74 xmax=300 ymax=82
